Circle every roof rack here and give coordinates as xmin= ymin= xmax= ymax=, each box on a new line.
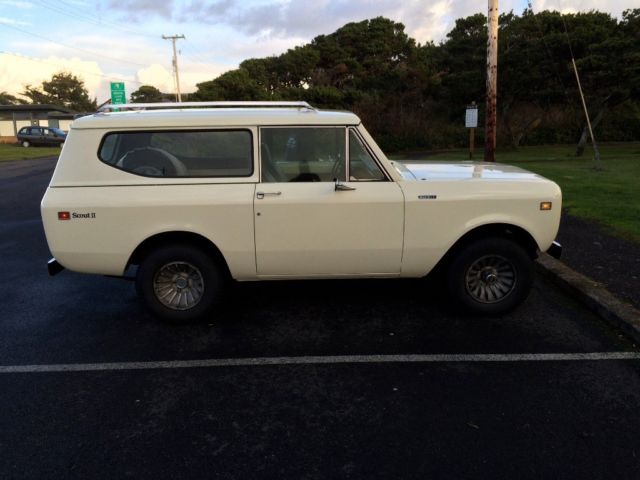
xmin=99 ymin=101 xmax=316 ymax=113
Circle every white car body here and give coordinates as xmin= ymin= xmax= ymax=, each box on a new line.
xmin=41 ymin=102 xmax=561 ymax=320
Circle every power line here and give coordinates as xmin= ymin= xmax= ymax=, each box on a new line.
xmin=33 ymin=0 xmax=159 ymax=41
xmin=0 ymin=22 xmax=149 ymax=67
xmin=33 ymin=0 xmax=217 ymax=69
xmin=180 ymin=47 xmax=215 ymax=66
xmin=20 ymin=0 xmax=220 ymax=80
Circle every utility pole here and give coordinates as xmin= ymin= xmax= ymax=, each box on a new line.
xmin=162 ymin=34 xmax=185 ymax=102
xmin=484 ymin=0 xmax=498 ymax=162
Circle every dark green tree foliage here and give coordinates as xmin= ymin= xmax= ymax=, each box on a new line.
xmin=0 ymin=91 xmax=24 ymax=105
xmin=437 ymin=13 xmax=487 ymax=111
xmin=130 ymin=85 xmax=164 ymax=103
xmin=23 ymin=72 xmax=97 ymax=112
xmin=193 ymin=12 xmax=640 ymax=151
xmin=193 ymin=69 xmax=270 ymax=100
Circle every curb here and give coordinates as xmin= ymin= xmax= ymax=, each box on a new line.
xmin=536 ymin=253 xmax=640 ymax=346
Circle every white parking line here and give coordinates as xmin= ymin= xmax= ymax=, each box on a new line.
xmin=1 ymin=352 xmax=639 ymax=374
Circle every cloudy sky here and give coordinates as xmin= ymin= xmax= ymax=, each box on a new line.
xmin=0 ymin=0 xmax=636 ymax=103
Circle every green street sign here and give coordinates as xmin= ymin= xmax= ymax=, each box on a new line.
xmin=110 ymin=82 xmax=126 ymax=105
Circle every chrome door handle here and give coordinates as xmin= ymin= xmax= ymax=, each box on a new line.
xmin=256 ymin=191 xmax=282 ymax=199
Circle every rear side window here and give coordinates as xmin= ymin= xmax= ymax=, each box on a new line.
xmin=98 ymin=130 xmax=253 ymax=178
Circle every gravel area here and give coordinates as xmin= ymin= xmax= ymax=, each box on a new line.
xmin=557 ymin=211 xmax=640 ymax=309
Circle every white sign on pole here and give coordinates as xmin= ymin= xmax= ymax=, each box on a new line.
xmin=465 ymin=106 xmax=478 ymax=128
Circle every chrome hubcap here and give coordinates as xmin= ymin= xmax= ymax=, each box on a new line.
xmin=153 ymin=262 xmax=204 ymax=310
xmin=465 ymin=255 xmax=516 ymax=304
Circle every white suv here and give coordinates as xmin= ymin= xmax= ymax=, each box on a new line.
xmin=41 ymin=101 xmax=562 ymax=322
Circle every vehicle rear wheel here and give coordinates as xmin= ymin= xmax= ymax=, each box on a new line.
xmin=135 ymin=244 xmax=225 ymax=323
xmin=22 ymin=140 xmax=30 ymax=148
xmin=446 ymin=237 xmax=533 ymax=315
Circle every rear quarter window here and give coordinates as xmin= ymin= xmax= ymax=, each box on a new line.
xmin=98 ymin=129 xmax=253 ymax=178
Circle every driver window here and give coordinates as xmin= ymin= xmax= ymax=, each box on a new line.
xmin=260 ymin=127 xmax=346 ymax=182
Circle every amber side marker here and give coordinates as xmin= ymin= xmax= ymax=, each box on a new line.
xmin=540 ymin=202 xmax=553 ymax=211
xmin=58 ymin=211 xmax=70 ymax=220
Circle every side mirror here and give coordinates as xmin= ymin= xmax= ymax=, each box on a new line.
xmin=334 ymin=179 xmax=356 ymax=191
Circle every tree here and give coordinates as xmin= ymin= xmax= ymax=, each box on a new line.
xmin=190 ymin=12 xmax=640 ymax=151
xmin=0 ymin=91 xmax=24 ymax=105
xmin=22 ymin=72 xmax=96 ymax=112
xmin=130 ymin=85 xmax=164 ymax=103
xmin=192 ymin=69 xmax=270 ymax=101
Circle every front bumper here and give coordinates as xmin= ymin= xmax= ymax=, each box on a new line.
xmin=546 ymin=241 xmax=562 ymax=259
xmin=47 ymin=258 xmax=65 ymax=276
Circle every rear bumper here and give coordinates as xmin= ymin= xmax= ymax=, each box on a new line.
xmin=47 ymin=258 xmax=65 ymax=276
xmin=546 ymin=241 xmax=562 ymax=259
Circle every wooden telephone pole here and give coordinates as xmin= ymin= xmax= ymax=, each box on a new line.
xmin=484 ymin=0 xmax=499 ymax=162
xmin=162 ymin=34 xmax=185 ymax=102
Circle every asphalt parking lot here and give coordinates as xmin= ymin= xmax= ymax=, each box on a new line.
xmin=1 ymin=157 xmax=640 ymax=479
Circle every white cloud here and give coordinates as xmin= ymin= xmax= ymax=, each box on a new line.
xmin=63 ymin=0 xmax=91 ymax=6
xmin=161 ymin=0 xmax=639 ymax=44
xmin=176 ymin=60 xmax=233 ymax=91
xmin=0 ymin=16 xmax=30 ymax=26
xmin=0 ymin=48 xmax=232 ymax=101
xmin=131 ymin=0 xmax=519 ymax=45
xmin=0 ymin=0 xmax=33 ymax=8
xmin=2 ymin=0 xmax=638 ymax=102
xmin=136 ymin=64 xmax=176 ymax=93
xmin=532 ymin=0 xmax=636 ymax=16
xmin=135 ymin=59 xmax=232 ymax=95
xmin=0 ymin=52 xmax=134 ymax=103
xmin=226 ymin=35 xmax=309 ymax=60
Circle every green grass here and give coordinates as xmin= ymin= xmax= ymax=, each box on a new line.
xmin=0 ymin=143 xmax=61 ymax=162
xmin=390 ymin=143 xmax=640 ymax=243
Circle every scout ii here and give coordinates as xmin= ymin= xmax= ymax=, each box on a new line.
xmin=41 ymin=101 xmax=562 ymax=322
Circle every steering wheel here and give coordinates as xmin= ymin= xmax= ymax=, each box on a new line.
xmin=116 ymin=147 xmax=188 ymax=176
xmin=132 ymin=165 xmax=164 ymax=176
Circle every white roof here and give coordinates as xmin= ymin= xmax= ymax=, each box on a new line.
xmin=72 ymin=108 xmax=361 ymax=130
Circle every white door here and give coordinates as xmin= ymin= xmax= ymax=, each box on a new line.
xmin=254 ymin=126 xmax=404 ymax=277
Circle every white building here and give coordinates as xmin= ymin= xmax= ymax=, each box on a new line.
xmin=0 ymin=105 xmax=75 ymax=143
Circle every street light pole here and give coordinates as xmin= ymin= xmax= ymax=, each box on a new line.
xmin=162 ymin=34 xmax=185 ymax=102
xmin=484 ymin=0 xmax=499 ymax=162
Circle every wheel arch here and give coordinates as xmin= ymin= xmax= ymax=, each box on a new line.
xmin=127 ymin=231 xmax=231 ymax=278
xmin=431 ymin=223 xmax=539 ymax=276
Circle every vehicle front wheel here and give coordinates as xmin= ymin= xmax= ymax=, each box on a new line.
xmin=135 ymin=244 xmax=225 ymax=323
xmin=22 ymin=140 xmax=30 ymax=148
xmin=446 ymin=237 xmax=533 ymax=316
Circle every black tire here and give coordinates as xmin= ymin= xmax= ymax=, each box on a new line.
xmin=135 ymin=244 xmax=225 ymax=323
xmin=22 ymin=140 xmax=30 ymax=148
xmin=446 ymin=237 xmax=533 ymax=316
